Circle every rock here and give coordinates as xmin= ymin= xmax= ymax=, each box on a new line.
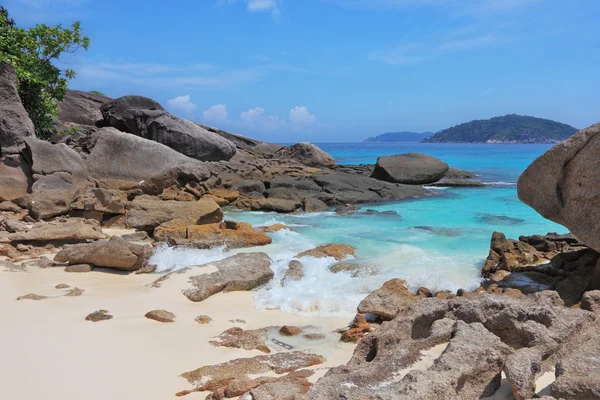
xmin=274 ymin=142 xmax=335 ymax=168
xmin=233 ymin=179 xmax=267 ymax=195
xmin=0 ymin=62 xmax=35 ymax=153
xmin=329 ymin=262 xmax=379 ymax=277
xmin=178 ymin=351 xmax=326 ymax=396
xmin=280 ymin=326 xmax=303 ymax=336
xmin=195 ymin=315 xmax=212 ymax=324
xmin=54 ymin=237 xmax=151 ymax=271
xmin=0 ymin=158 xmax=29 ymax=202
xmin=477 ymin=213 xmax=526 ymax=225
xmin=504 ymin=348 xmax=542 ymax=400
xmin=28 ymin=174 xmax=79 ymax=220
xmin=306 ymin=292 xmax=594 ymax=400
xmin=65 ymin=264 xmax=93 ymax=273
xmin=259 ymin=223 xmax=292 ymax=233
xmin=127 ymin=197 xmax=222 ymax=231
xmin=84 ymin=127 xmax=211 ymax=193
xmin=135 ymin=264 xmax=156 ymax=274
xmin=335 ymin=204 xmax=360 ymax=215
xmin=120 ymin=231 xmax=149 ymax=242
xmin=249 ymin=379 xmax=313 ymax=400
xmin=198 ymin=124 xmax=283 ymax=157
xmin=518 ymin=122 xmax=600 ymax=252
xmin=58 ymin=89 xmax=111 ymax=126
xmin=8 ymin=218 xmax=105 ymax=243
xmin=282 ymin=260 xmax=304 ymax=284
xmin=165 ymin=253 xmax=273 ymax=302
xmin=303 ymin=197 xmax=329 ymax=212
xmin=55 ymin=284 xmax=70 ymax=289
xmin=145 ymin=310 xmax=175 ymax=323
xmin=340 ymin=313 xmax=373 ymax=343
xmin=581 ymin=290 xmax=600 ymax=314
xmin=357 ymin=278 xmax=419 ymax=320
xmin=304 ymin=333 xmax=326 ymax=341
xmin=65 ymin=287 xmax=84 ymax=297
xmin=0 ymin=201 xmax=21 ymax=213
xmin=444 ymin=168 xmax=478 ymax=179
xmin=70 ymin=188 xmax=125 ymax=217
xmin=22 ymin=137 xmax=88 ymax=185
xmin=16 ymin=243 xmax=28 ymax=252
xmin=85 ymin=310 xmax=113 ymax=322
xmin=154 ymin=220 xmax=272 ymax=249
xmin=17 ymin=293 xmax=47 ymax=301
xmin=251 ymin=198 xmax=301 ymax=213
xmin=99 ymin=96 xmax=236 ymax=161
xmin=296 ymin=243 xmax=356 ymax=261
xmin=210 ymin=327 xmax=270 ymax=353
xmin=371 ymin=153 xmax=449 ymax=184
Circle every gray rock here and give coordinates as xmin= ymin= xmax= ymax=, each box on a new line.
xmin=581 ymin=290 xmax=600 ymax=314
xmin=163 ymin=253 xmax=273 ymax=302
xmin=54 ymin=236 xmax=151 ymax=271
xmin=282 ymin=260 xmax=304 ymax=285
xmin=518 ymin=122 xmax=600 ymax=253
xmin=233 ymin=179 xmax=267 ymax=195
xmin=0 ymin=201 xmax=21 ymax=213
xmin=70 ymin=188 xmax=125 ymax=215
xmin=58 ymin=89 xmax=112 ymax=126
xmin=197 ymin=123 xmax=283 ymax=157
xmin=65 ymin=264 xmax=93 ymax=273
xmin=0 ymin=62 xmax=35 ymax=153
xmin=85 ymin=128 xmax=211 ymax=193
xmin=357 ymin=278 xmax=418 ymax=320
xmin=303 ymin=197 xmax=329 ymax=212
xmin=29 ymin=174 xmax=79 ymax=220
xmin=371 ymin=153 xmax=449 ymax=184
xmin=22 ymin=137 xmax=89 ymax=185
xmin=504 ymin=348 xmax=542 ymax=400
xmin=99 ymin=96 xmax=236 ymax=161
xmin=126 ymin=196 xmax=223 ymax=231
xmin=145 ymin=309 xmax=175 ymax=323
xmin=0 ymin=158 xmax=29 ymax=202
xmin=274 ymin=142 xmax=335 ymax=168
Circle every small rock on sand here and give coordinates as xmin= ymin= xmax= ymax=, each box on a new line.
xmin=280 ymin=326 xmax=303 ymax=336
xmin=85 ymin=310 xmax=113 ymax=322
xmin=65 ymin=287 xmax=84 ymax=297
xmin=195 ymin=315 xmax=212 ymax=324
xmin=65 ymin=264 xmax=93 ymax=273
xmin=145 ymin=310 xmax=176 ymax=323
xmin=17 ymin=293 xmax=47 ymax=301
xmin=55 ymin=283 xmax=70 ymax=289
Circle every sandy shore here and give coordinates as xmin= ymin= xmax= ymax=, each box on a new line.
xmin=0 ymin=260 xmax=354 ymax=400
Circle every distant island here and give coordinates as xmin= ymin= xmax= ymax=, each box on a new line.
xmin=364 ymin=131 xmax=433 ymax=143
xmin=421 ymin=114 xmax=578 ymax=144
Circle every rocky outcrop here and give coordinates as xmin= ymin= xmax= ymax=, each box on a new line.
xmin=357 ymin=278 xmax=420 ymax=320
xmin=274 ymin=142 xmax=335 ymax=168
xmin=84 ymin=127 xmax=212 ymax=193
xmin=304 ymin=292 xmax=596 ymax=400
xmin=371 ymin=153 xmax=449 ymax=184
xmin=7 ymin=218 xmax=105 ymax=243
xmin=98 ymin=96 xmax=236 ymax=161
xmin=153 ymin=253 xmax=273 ymax=302
xmin=210 ymin=327 xmax=270 ymax=353
xmin=296 ymin=243 xmax=356 ymax=260
xmin=126 ymin=196 xmax=223 ymax=231
xmin=58 ymin=90 xmax=112 ymax=126
xmin=54 ymin=237 xmax=151 ymax=271
xmin=518 ymin=122 xmax=600 ymax=253
xmin=198 ymin=123 xmax=283 ymax=157
xmin=0 ymin=62 xmax=35 ymax=154
xmin=154 ymin=220 xmax=272 ymax=249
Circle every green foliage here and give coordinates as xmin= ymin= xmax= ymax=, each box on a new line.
xmin=422 ymin=114 xmax=579 ymax=144
xmin=88 ymin=90 xmax=105 ymax=96
xmin=0 ymin=6 xmax=89 ymax=139
xmin=58 ymin=126 xmax=81 ymax=136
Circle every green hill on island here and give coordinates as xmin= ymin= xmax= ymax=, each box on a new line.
xmin=421 ymin=114 xmax=578 ymax=144
xmin=364 ymin=131 xmax=433 ymax=143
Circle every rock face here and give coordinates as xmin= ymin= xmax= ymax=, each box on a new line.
xmin=85 ymin=127 xmax=212 ymax=193
xmin=58 ymin=89 xmax=112 ymax=126
xmin=198 ymin=123 xmax=283 ymax=157
xmin=0 ymin=62 xmax=35 ymax=154
xmin=518 ymin=122 xmax=600 ymax=253
xmin=0 ymin=156 xmax=30 ymax=202
xmin=274 ymin=142 xmax=336 ymax=168
xmin=304 ymin=292 xmax=596 ymax=400
xmin=371 ymin=153 xmax=449 ymax=184
xmin=154 ymin=220 xmax=272 ymax=249
xmin=157 ymin=253 xmax=273 ymax=302
xmin=54 ymin=237 xmax=151 ymax=271
xmin=126 ymin=196 xmax=223 ymax=231
xmin=99 ymin=96 xmax=236 ymax=161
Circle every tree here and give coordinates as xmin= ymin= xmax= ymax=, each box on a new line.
xmin=0 ymin=6 xmax=89 ymax=138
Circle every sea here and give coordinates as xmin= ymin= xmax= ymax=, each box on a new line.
xmin=149 ymin=143 xmax=567 ymax=318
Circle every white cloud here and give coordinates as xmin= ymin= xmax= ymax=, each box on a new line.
xmin=167 ymin=95 xmax=197 ymax=113
xmin=289 ymin=106 xmax=317 ymax=128
xmin=203 ymin=104 xmax=229 ymax=124
xmin=240 ymin=107 xmax=285 ymax=132
xmin=219 ymin=0 xmax=280 ymax=17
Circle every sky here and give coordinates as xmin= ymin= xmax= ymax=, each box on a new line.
xmin=3 ymin=0 xmax=600 ymax=142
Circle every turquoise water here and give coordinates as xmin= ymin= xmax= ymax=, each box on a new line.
xmin=151 ymin=143 xmax=567 ymax=317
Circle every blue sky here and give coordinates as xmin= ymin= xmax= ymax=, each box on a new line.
xmin=4 ymin=0 xmax=600 ymax=142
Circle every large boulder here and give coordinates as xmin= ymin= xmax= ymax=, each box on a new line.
xmin=28 ymin=175 xmax=79 ymax=220
xmin=126 ymin=196 xmax=223 ymax=231
xmin=0 ymin=62 xmax=35 ymax=154
xmin=518 ymin=122 xmax=600 ymax=253
xmin=8 ymin=218 xmax=105 ymax=243
xmin=54 ymin=236 xmax=151 ymax=271
xmin=357 ymin=278 xmax=420 ymax=320
xmin=198 ymin=124 xmax=283 ymax=157
xmin=0 ymin=156 xmax=29 ymax=202
xmin=274 ymin=142 xmax=335 ymax=168
xmin=22 ymin=137 xmax=89 ymax=185
xmin=84 ymin=127 xmax=211 ymax=192
xmin=58 ymin=90 xmax=112 ymax=126
xmin=371 ymin=153 xmax=449 ymax=184
xmin=99 ymin=96 xmax=236 ymax=161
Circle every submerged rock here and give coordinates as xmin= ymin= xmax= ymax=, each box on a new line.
xmin=477 ymin=213 xmax=526 ymax=225
xmin=296 ymin=243 xmax=356 ymax=260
